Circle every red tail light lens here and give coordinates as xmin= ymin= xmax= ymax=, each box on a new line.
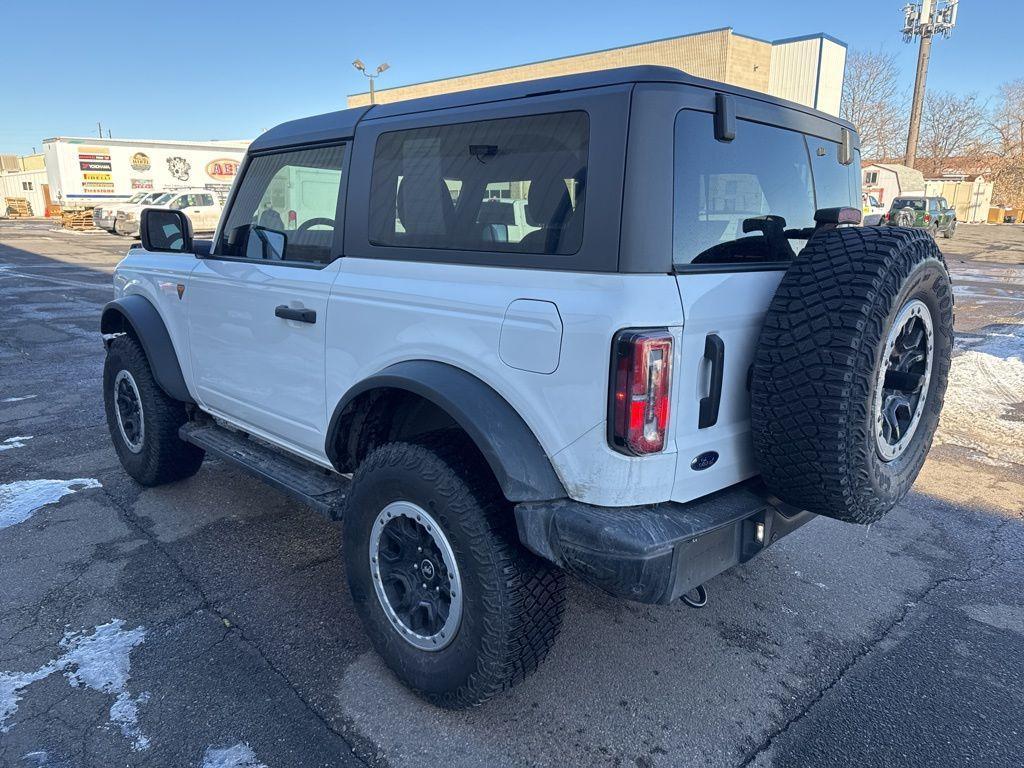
xmin=609 ymin=329 xmax=673 ymax=455
xmin=924 ymin=213 xmax=931 ymax=223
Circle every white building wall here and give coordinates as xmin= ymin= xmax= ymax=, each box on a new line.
xmin=0 ymin=169 xmax=48 ymax=217
xmin=769 ymin=36 xmax=847 ymax=115
xmin=816 ymin=39 xmax=846 ymax=116
xmin=769 ymin=38 xmax=819 ymax=109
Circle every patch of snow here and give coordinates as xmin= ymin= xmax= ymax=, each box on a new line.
xmin=201 ymin=743 xmax=268 ymax=768
xmin=0 ymin=436 xmax=33 ymax=452
xmin=1 ymin=395 xmax=36 ymax=403
xmin=0 ymin=620 xmax=150 ymax=751
xmin=0 ymin=478 xmax=101 ymax=530
xmin=937 ymin=324 xmax=1024 ymax=466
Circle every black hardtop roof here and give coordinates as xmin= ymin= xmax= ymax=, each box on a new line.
xmin=249 ymin=65 xmax=855 ymax=152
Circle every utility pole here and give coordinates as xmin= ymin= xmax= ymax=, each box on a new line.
xmin=97 ymin=121 xmax=103 ymax=139
xmin=902 ymin=0 xmax=960 ymax=168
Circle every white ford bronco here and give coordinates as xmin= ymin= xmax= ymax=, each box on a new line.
xmin=101 ymin=66 xmax=953 ymax=708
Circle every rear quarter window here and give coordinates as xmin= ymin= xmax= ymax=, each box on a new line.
xmin=368 ymin=111 xmax=589 ymax=256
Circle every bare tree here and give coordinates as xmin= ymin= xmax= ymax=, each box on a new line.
xmin=916 ymin=91 xmax=991 ymax=177
xmin=841 ymin=49 xmax=906 ymax=161
xmin=990 ymin=79 xmax=1024 ymax=207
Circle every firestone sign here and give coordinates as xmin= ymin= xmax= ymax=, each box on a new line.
xmin=206 ymin=159 xmax=240 ymax=182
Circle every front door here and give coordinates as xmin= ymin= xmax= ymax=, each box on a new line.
xmin=670 ymin=108 xmax=858 ymax=502
xmin=186 ymin=144 xmax=347 ymax=458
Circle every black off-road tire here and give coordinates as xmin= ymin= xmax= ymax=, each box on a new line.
xmin=751 ymin=227 xmax=954 ymax=524
xmin=103 ymin=335 xmax=204 ymax=486
xmin=343 ymin=439 xmax=566 ymax=709
xmin=943 ymin=220 xmax=956 ymax=239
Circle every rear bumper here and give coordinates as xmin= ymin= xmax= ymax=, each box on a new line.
xmin=514 ymin=481 xmax=814 ymax=605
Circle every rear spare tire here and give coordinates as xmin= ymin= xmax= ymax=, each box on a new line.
xmin=751 ymin=227 xmax=953 ymax=524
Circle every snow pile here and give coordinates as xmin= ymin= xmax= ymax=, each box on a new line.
xmin=201 ymin=743 xmax=268 ymax=768
xmin=0 ymin=620 xmax=150 ymax=750
xmin=937 ymin=326 xmax=1024 ymax=467
xmin=0 ymin=478 xmax=101 ymax=530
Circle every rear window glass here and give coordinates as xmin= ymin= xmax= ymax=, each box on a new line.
xmin=368 ymin=112 xmax=589 ymax=255
xmin=673 ymin=111 xmax=815 ymax=266
xmin=891 ymin=198 xmax=926 ymax=211
xmin=674 ymin=112 xmax=861 ymax=266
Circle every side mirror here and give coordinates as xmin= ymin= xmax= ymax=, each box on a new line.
xmin=140 ymin=208 xmax=193 ymax=253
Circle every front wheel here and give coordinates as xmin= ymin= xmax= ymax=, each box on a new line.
xmin=103 ymin=335 xmax=204 ymax=486
xmin=943 ymin=220 xmax=956 ymax=239
xmin=343 ymin=440 xmax=566 ymax=708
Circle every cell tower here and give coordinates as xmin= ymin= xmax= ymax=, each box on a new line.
xmin=902 ymin=0 xmax=960 ymax=168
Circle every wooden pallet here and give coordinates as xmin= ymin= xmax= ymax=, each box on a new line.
xmin=60 ymin=208 xmax=97 ymax=231
xmin=4 ymin=197 xmax=33 ymax=218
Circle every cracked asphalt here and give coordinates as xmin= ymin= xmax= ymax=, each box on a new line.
xmin=1 ymin=220 xmax=1022 ymax=767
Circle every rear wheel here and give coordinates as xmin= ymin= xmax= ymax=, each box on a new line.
xmin=103 ymin=335 xmax=204 ymax=486
xmin=343 ymin=439 xmax=566 ymax=708
xmin=943 ymin=220 xmax=956 ymax=239
xmin=751 ymin=227 xmax=954 ymax=524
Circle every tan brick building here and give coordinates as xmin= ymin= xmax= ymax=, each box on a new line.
xmin=348 ymin=27 xmax=847 ymax=115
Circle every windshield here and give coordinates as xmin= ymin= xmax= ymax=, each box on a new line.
xmin=151 ymin=193 xmax=175 ymax=205
xmin=127 ymin=193 xmax=147 ymax=204
xmin=891 ymin=198 xmax=926 ymax=211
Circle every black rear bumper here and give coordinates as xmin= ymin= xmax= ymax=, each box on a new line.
xmin=514 ymin=482 xmax=814 ymax=605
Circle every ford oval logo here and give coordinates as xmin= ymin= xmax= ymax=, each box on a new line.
xmin=691 ymin=451 xmax=719 ymax=471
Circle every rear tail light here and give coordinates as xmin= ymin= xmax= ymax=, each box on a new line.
xmin=609 ymin=329 xmax=673 ymax=455
xmin=924 ymin=213 xmax=931 ymax=223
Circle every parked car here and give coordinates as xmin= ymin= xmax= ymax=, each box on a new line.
xmin=883 ymin=195 xmax=956 ymax=238
xmin=114 ymin=189 xmax=222 ymax=236
xmin=861 ymin=191 xmax=885 ymax=225
xmin=100 ymin=65 xmax=953 ymax=708
xmin=93 ymin=192 xmax=163 ymax=231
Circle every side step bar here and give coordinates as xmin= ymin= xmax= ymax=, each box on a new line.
xmin=179 ymin=422 xmax=349 ymax=519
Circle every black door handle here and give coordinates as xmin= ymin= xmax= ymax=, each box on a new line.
xmin=698 ymin=333 xmax=725 ymax=429
xmin=275 ymin=305 xmax=316 ymax=324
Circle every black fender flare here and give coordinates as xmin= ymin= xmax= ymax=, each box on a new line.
xmin=326 ymin=361 xmax=566 ymax=503
xmin=100 ymin=294 xmax=194 ymax=403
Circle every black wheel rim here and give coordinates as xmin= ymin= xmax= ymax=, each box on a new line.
xmin=369 ymin=501 xmax=462 ymax=651
xmin=873 ymin=299 xmax=934 ymax=461
xmin=113 ymin=369 xmax=145 ymax=453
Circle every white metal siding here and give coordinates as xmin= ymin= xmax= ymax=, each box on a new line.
xmin=769 ymin=38 xmax=820 ymax=110
xmin=816 ymin=40 xmax=846 ymax=115
xmin=0 ymin=169 xmax=48 ymax=217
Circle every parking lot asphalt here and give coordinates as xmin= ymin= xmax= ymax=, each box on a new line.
xmin=1 ymin=220 xmax=1022 ymax=768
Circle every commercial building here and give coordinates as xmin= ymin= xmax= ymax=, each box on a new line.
xmin=348 ymin=27 xmax=847 ymax=115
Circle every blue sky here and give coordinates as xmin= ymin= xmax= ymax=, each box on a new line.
xmin=3 ymin=0 xmax=1015 ymax=155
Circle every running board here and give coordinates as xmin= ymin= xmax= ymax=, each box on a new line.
xmin=179 ymin=422 xmax=348 ymax=520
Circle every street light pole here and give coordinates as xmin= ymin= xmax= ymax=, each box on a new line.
xmin=352 ymin=59 xmax=390 ymax=105
xmin=902 ymin=0 xmax=960 ymax=169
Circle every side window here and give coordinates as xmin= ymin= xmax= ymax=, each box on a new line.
xmin=673 ymin=111 xmax=815 ymax=265
xmin=218 ymin=144 xmax=345 ymax=264
xmin=200 ymin=194 xmax=215 ymax=207
xmin=169 ymin=196 xmax=189 ymax=210
xmin=368 ymin=111 xmax=589 ymax=255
